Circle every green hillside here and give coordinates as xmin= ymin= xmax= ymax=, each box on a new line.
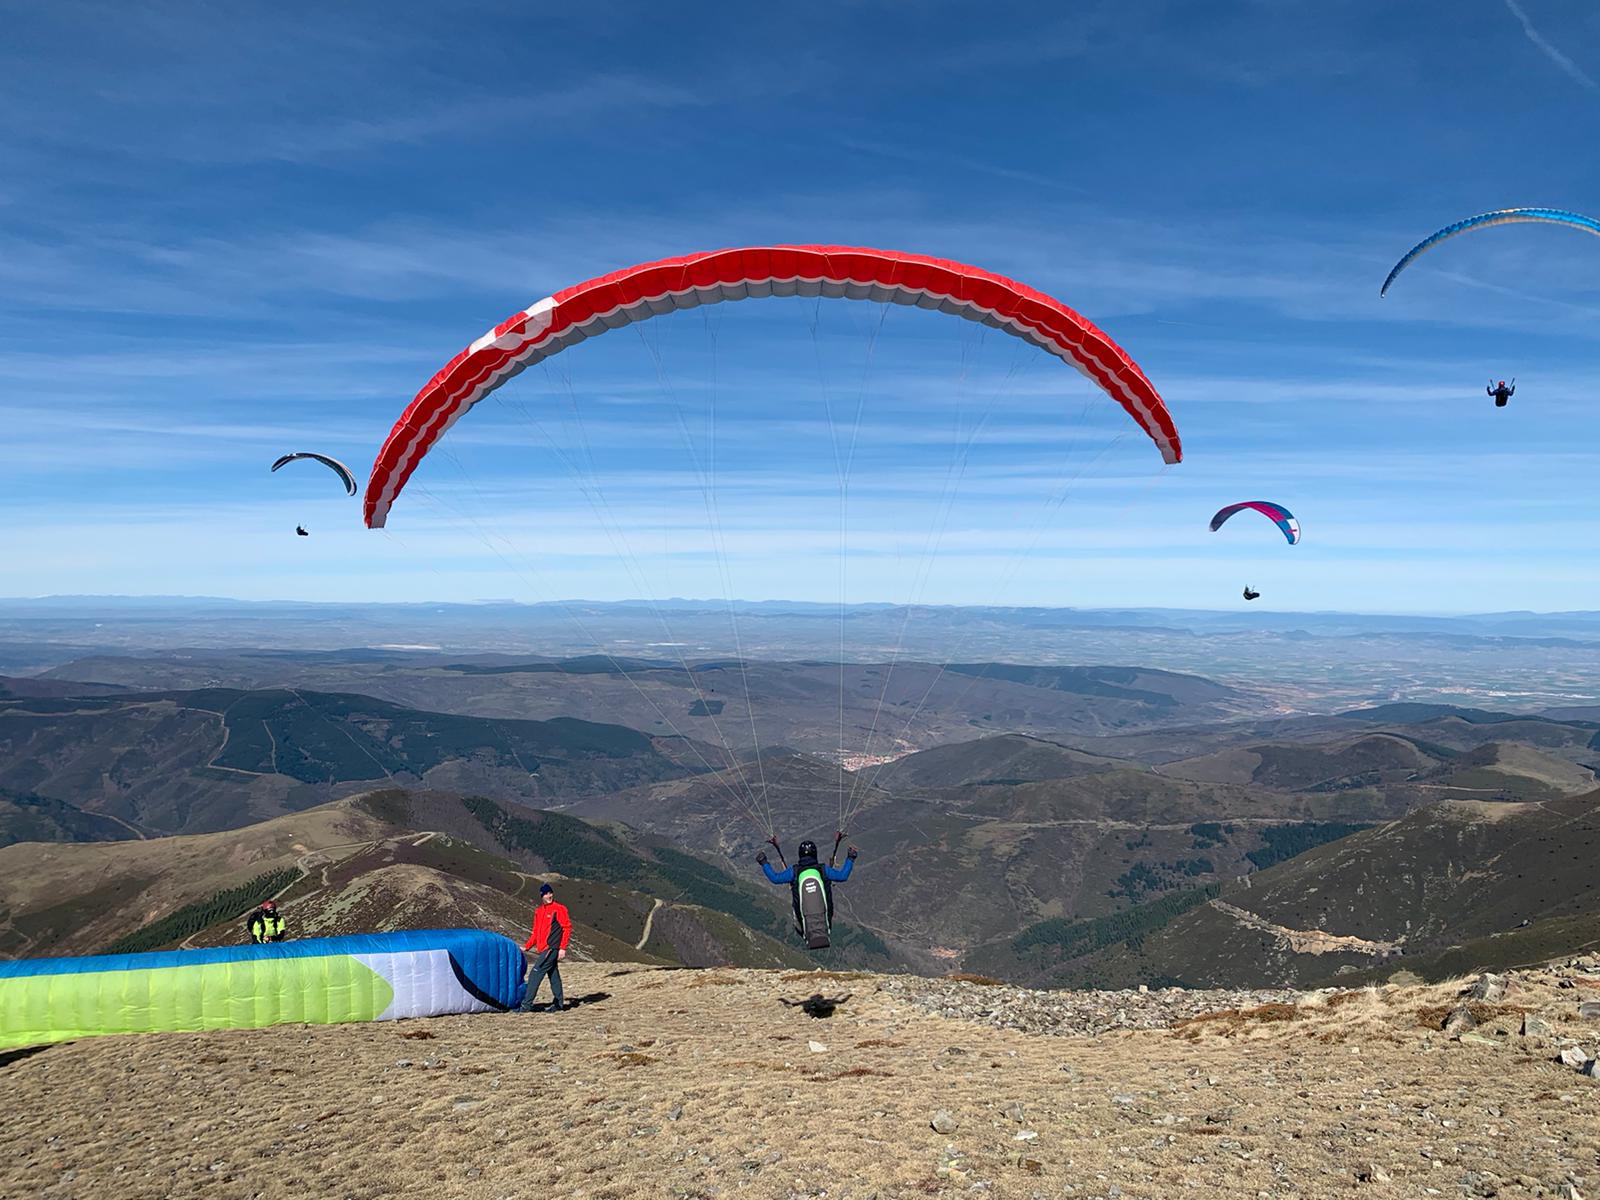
xmin=0 ymin=685 xmax=700 ymax=839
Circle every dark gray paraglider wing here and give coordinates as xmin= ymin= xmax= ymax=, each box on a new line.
xmin=270 ymin=452 xmax=358 ymax=497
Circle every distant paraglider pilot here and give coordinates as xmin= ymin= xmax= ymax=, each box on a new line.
xmin=1488 ymin=379 xmax=1515 ymax=408
xmin=520 ymin=883 xmax=571 ymax=1012
xmin=295 ymin=525 xmax=309 ymax=537
xmin=758 ymin=838 xmax=856 ymax=950
xmin=1242 ymin=586 xmax=1260 ymax=601
xmin=247 ymin=899 xmax=287 ymax=944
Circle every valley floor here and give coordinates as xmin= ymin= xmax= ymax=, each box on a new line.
xmin=3 ymin=965 xmax=1599 ymax=1199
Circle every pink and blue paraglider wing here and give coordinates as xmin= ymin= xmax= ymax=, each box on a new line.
xmin=1209 ymin=500 xmax=1300 ymax=545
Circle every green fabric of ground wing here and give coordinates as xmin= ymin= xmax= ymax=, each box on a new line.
xmin=0 ymin=954 xmax=393 ymax=1049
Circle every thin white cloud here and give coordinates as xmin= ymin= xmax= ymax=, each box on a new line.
xmin=1503 ymin=0 xmax=1599 ymax=90
xmin=177 ymin=74 xmax=715 ymax=167
xmin=838 ymin=138 xmax=1090 ymax=196
xmin=11 ymin=187 xmax=1600 ymax=344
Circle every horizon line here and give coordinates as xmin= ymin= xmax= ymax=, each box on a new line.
xmin=0 ymin=593 xmax=1588 ymax=620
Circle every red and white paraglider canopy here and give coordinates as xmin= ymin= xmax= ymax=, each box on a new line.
xmin=363 ymin=245 xmax=1182 ymax=527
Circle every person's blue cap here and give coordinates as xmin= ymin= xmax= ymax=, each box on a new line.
xmin=539 ymin=883 xmax=554 ymax=894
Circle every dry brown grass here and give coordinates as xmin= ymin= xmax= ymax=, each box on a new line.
xmin=686 ymin=972 xmax=741 ymax=988
xmin=1171 ymin=1000 xmax=1304 ymax=1037
xmin=1414 ymin=1001 xmax=1525 ymax=1029
xmin=606 ymin=1051 xmax=657 ymax=1066
xmin=1171 ymin=979 xmax=1548 ymax=1051
xmin=2 ymin=966 xmax=1598 ymax=1200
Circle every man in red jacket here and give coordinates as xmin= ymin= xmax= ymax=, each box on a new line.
xmin=520 ymin=883 xmax=571 ymax=1013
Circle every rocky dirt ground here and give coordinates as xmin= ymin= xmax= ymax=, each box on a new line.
xmin=4 ymin=961 xmax=1600 ymax=1199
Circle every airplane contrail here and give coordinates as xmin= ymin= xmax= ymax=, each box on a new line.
xmin=1503 ymin=0 xmax=1599 ymax=92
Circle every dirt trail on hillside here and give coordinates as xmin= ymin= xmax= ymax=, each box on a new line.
xmin=3 ymin=966 xmax=1599 ymax=1199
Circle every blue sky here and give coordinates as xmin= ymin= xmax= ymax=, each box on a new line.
xmin=5 ymin=1 xmax=1600 ymax=614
